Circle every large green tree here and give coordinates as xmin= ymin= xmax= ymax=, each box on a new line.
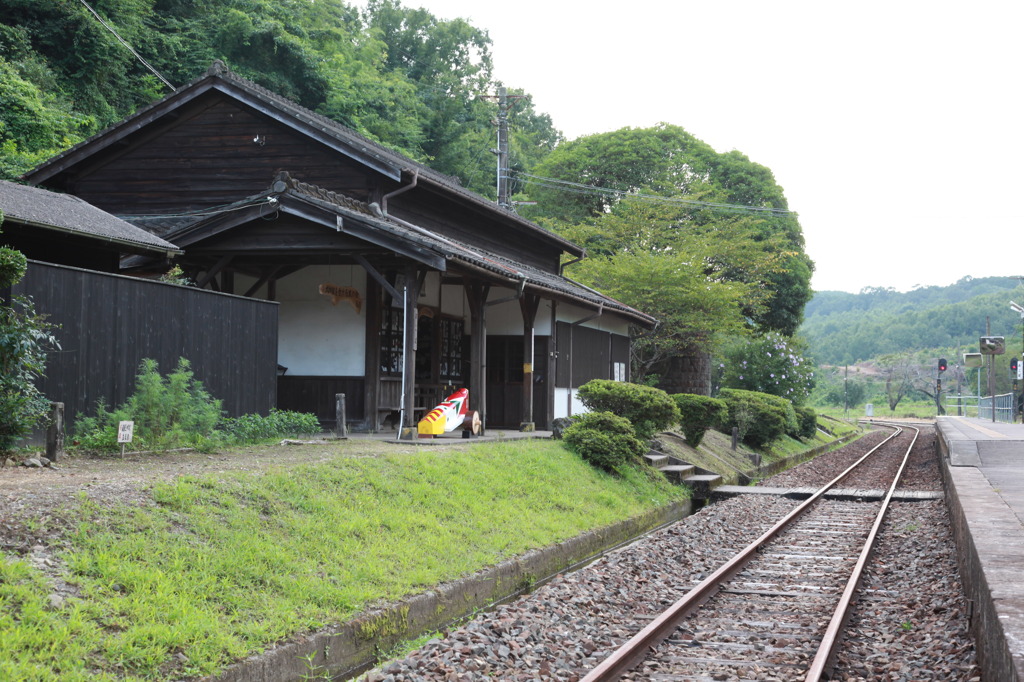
xmin=523 ymin=124 xmax=814 ymax=337
xmin=0 ymin=0 xmax=562 ymax=194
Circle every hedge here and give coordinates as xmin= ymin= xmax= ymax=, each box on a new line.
xmin=577 ymin=380 xmax=680 ymax=441
xmin=672 ymin=393 xmax=728 ymax=448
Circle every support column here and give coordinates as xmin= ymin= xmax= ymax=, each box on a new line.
xmin=519 ymin=294 xmax=540 ymax=431
xmin=364 ymin=278 xmax=381 ymax=430
xmin=465 ymin=281 xmax=490 ymax=434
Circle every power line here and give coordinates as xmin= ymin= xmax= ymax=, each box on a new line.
xmin=511 ymin=171 xmax=797 ymax=216
xmin=77 ymin=0 xmax=175 ymax=91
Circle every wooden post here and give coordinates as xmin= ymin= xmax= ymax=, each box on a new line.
xmin=46 ymin=402 xmax=64 ymax=462
xmin=364 ymin=278 xmax=382 ymax=431
xmin=731 ymin=426 xmax=739 ymax=451
xmin=520 ymin=294 xmax=540 ymax=431
xmin=335 ymin=393 xmax=348 ymax=439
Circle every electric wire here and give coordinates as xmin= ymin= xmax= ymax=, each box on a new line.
xmin=511 ymin=171 xmax=797 ymax=215
xmin=117 ymin=197 xmax=278 ymax=221
xmin=78 ymin=0 xmax=175 ymax=91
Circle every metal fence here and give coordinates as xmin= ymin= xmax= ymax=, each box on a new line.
xmin=947 ymin=393 xmax=1016 ymax=422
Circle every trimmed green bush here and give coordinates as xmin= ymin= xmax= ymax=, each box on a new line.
xmin=562 ymin=411 xmax=646 ymax=471
xmin=718 ymin=388 xmax=799 ymax=448
xmin=672 ymin=393 xmax=727 ymax=448
xmin=577 ymin=380 xmax=680 ymax=441
xmin=795 ymin=406 xmax=818 ymax=440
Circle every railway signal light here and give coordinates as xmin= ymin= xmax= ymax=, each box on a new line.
xmin=938 ymin=358 xmax=947 ymax=372
xmin=1012 ymin=358 xmax=1019 ymax=372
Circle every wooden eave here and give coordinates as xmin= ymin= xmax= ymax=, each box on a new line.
xmin=164 ymin=193 xmax=447 ymax=272
xmin=411 ymin=172 xmax=585 ymax=258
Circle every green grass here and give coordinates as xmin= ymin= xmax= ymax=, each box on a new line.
xmin=0 ymin=440 xmax=687 ymax=680
xmin=814 ymin=398 xmax=942 ymax=421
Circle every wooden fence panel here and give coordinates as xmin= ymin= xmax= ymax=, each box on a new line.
xmin=12 ymin=260 xmax=279 ymax=430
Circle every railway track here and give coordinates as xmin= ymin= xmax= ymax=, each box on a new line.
xmin=583 ymin=423 xmax=920 ymax=682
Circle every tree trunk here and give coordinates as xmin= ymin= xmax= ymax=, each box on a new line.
xmin=653 ymin=352 xmax=712 ymax=396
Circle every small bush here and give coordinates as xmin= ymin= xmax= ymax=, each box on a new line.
xmin=718 ymin=388 xmax=799 ymax=448
xmin=672 ymin=394 xmax=727 ymax=448
xmin=562 ymin=411 xmax=646 ymax=471
xmin=74 ymin=358 xmax=224 ymax=452
xmin=577 ymin=380 xmax=680 ymax=441
xmin=795 ymin=406 xmax=818 ymax=440
xmin=220 ymin=409 xmax=321 ymax=444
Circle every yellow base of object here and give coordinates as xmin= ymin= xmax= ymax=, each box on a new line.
xmin=418 ymin=415 xmax=445 ymax=436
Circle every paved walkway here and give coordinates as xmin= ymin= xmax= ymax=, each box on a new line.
xmin=936 ymin=416 xmax=1024 ymax=681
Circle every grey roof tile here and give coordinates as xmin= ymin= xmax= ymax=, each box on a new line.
xmin=0 ymin=180 xmax=178 ymax=253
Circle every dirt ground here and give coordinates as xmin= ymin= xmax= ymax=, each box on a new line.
xmin=0 ymin=436 xmax=471 ymax=556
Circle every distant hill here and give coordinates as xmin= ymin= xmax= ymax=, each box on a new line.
xmin=800 ymin=276 xmax=1024 ymax=365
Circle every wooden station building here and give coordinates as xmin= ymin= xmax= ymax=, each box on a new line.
xmin=25 ymin=61 xmax=654 ymax=433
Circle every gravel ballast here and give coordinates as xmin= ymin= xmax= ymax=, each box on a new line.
xmin=364 ymin=424 xmax=980 ymax=681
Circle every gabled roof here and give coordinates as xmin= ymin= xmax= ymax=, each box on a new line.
xmin=25 ymin=61 xmax=584 ymax=258
xmin=150 ymin=173 xmax=654 ymax=327
xmin=0 ymin=180 xmax=179 ymax=255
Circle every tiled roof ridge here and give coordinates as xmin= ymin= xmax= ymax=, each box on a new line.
xmin=272 ymin=171 xmax=374 ymax=217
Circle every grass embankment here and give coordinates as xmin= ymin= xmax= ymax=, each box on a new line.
xmin=0 ymin=439 xmax=687 ymax=681
xmin=656 ymin=417 xmax=861 ymax=484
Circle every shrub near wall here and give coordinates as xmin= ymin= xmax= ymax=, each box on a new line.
xmin=718 ymin=388 xmax=799 ymax=448
xmin=577 ymin=380 xmax=680 ymax=441
xmin=562 ymin=411 xmax=646 ymax=471
xmin=795 ymin=406 xmax=818 ymax=440
xmin=672 ymin=394 xmax=728 ymax=448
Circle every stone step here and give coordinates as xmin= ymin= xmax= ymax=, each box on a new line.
xmin=658 ymin=464 xmax=696 ymax=483
xmin=644 ymin=451 xmax=670 ymax=467
xmin=685 ymin=473 xmax=724 ymax=499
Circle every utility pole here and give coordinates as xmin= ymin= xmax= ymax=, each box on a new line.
xmin=482 ymin=87 xmax=524 ymax=209
xmin=495 ymin=87 xmax=510 ymax=208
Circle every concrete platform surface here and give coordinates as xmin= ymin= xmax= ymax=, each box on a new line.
xmin=936 ymin=416 xmax=1024 ymax=682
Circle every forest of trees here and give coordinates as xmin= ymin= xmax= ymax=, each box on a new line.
xmin=801 ymin=277 xmax=1024 ymax=366
xmin=1 ymin=0 xmax=815 ymax=394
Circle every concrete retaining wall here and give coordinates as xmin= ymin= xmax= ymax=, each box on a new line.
xmin=937 ymin=426 xmax=1021 ymax=682
xmin=212 ymin=499 xmax=693 ymax=682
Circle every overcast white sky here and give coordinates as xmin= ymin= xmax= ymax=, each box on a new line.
xmin=385 ymin=0 xmax=1024 ymax=294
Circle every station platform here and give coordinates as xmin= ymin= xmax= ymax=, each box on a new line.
xmin=936 ymin=416 xmax=1024 ymax=682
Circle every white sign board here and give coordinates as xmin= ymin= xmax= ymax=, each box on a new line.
xmin=117 ymin=421 xmax=135 ymax=444
xmin=1018 ymin=363 xmax=1023 ymax=381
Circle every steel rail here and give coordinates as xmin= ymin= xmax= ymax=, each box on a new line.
xmin=804 ymin=421 xmax=920 ymax=680
xmin=580 ymin=424 xmax=906 ymax=682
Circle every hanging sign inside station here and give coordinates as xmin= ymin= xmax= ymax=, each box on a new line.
xmin=318 ymin=283 xmax=362 ymax=313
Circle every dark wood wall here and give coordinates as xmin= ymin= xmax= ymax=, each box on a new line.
xmin=390 ymin=190 xmax=564 ymax=274
xmin=57 ymin=93 xmax=567 ymax=276
xmin=13 ymin=260 xmax=279 ymax=432
xmin=486 ymin=336 xmax=550 ymax=429
xmin=555 ymin=322 xmax=630 ymax=388
xmin=66 ymin=97 xmax=377 ymax=217
xmin=277 ymin=375 xmax=364 ymax=427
